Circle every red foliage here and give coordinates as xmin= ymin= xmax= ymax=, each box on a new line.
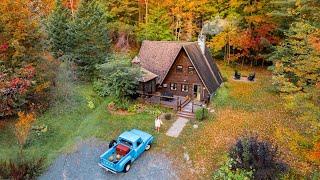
xmin=0 ymin=65 xmax=36 ymax=117
xmin=0 ymin=42 xmax=8 ymax=52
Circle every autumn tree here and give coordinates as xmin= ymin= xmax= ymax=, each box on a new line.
xmin=270 ymin=22 xmax=320 ymax=125
xmin=15 ymin=112 xmax=36 ymax=156
xmin=0 ymin=0 xmax=55 ymax=117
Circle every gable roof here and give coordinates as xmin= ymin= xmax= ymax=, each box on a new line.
xmin=183 ymin=43 xmax=223 ymax=93
xmin=135 ymin=40 xmax=223 ymax=94
xmin=135 ymin=41 xmax=193 ymax=84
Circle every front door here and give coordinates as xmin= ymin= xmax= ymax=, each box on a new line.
xmin=193 ymin=85 xmax=201 ymax=101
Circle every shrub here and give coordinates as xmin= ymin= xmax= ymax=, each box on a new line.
xmin=164 ymin=113 xmax=172 ymax=120
xmin=229 ymin=136 xmax=287 ymax=179
xmin=195 ymin=108 xmax=209 ymax=121
xmin=0 ymin=158 xmax=45 ymax=180
xmin=95 ymin=55 xmax=141 ymax=100
xmin=212 ymin=84 xmax=230 ymax=107
xmin=114 ymin=98 xmax=130 ymax=110
xmin=213 ymin=158 xmax=253 ymax=180
xmin=128 ymin=104 xmax=139 ymax=113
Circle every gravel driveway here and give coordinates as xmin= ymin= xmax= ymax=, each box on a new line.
xmin=39 ymin=138 xmax=178 ymax=180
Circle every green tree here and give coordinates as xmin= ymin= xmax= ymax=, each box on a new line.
xmin=46 ymin=0 xmax=72 ymax=58
xmin=68 ymin=0 xmax=110 ymax=79
xmin=137 ymin=7 xmax=174 ymax=41
xmin=94 ymin=55 xmax=141 ymax=102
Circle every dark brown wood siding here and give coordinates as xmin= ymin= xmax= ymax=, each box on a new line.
xmin=139 ymin=79 xmax=156 ymax=94
xmin=159 ymin=50 xmax=209 ymax=101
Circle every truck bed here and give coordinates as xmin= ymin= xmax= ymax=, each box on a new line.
xmin=99 ymin=145 xmax=132 ymax=172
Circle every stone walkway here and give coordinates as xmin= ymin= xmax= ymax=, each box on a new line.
xmin=166 ymin=117 xmax=189 ymax=138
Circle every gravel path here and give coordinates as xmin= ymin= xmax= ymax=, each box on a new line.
xmin=166 ymin=117 xmax=189 ymax=138
xmin=39 ymin=138 xmax=178 ymax=180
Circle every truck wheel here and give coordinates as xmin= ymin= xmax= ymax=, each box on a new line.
xmin=145 ymin=144 xmax=151 ymax=151
xmin=124 ymin=162 xmax=131 ymax=173
xmin=109 ymin=140 xmax=116 ymax=148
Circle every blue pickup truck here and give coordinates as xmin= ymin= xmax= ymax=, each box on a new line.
xmin=98 ymin=129 xmax=154 ymax=173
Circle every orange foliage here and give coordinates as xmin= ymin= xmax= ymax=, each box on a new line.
xmin=308 ymin=30 xmax=320 ymax=52
xmin=15 ymin=112 xmax=36 ymax=149
xmin=309 ymin=142 xmax=320 ymax=163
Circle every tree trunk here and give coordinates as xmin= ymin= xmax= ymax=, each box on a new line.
xmin=145 ymin=0 xmax=148 ymax=24
xmin=70 ymin=0 xmax=74 ymax=18
xmin=138 ymin=0 xmax=141 ymax=23
xmin=241 ymin=57 xmax=244 ymax=69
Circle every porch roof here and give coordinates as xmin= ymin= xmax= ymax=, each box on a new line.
xmin=138 ymin=67 xmax=158 ymax=83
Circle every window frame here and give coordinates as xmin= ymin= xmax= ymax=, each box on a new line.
xmin=181 ymin=84 xmax=188 ymax=92
xmin=176 ymin=65 xmax=183 ymax=73
xmin=188 ymin=66 xmax=195 ymax=74
xmin=170 ymin=83 xmax=177 ymax=91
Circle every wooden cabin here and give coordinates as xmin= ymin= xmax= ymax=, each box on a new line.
xmin=133 ymin=40 xmax=223 ymax=102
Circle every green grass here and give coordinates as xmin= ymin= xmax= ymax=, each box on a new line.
xmin=0 ymin=83 xmax=172 ymax=167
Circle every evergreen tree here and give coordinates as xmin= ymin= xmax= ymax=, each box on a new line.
xmin=270 ymin=22 xmax=320 ymax=125
xmin=46 ymin=0 xmax=72 ymax=58
xmin=137 ymin=7 xmax=174 ymax=41
xmin=68 ymin=0 xmax=110 ymax=79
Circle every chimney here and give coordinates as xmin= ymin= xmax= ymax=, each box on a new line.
xmin=198 ymin=33 xmax=206 ymax=54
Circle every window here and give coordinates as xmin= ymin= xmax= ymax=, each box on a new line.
xmin=188 ymin=66 xmax=194 ymax=74
xmin=170 ymin=83 xmax=177 ymax=91
xmin=137 ymin=139 xmax=142 ymax=147
xmin=163 ymin=83 xmax=168 ymax=88
xmin=181 ymin=84 xmax=188 ymax=92
xmin=119 ymin=139 xmax=133 ymax=147
xmin=176 ymin=65 xmax=183 ymax=73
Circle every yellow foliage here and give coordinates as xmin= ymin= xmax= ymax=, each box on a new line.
xmin=15 ymin=112 xmax=36 ymax=148
xmin=181 ymin=64 xmax=316 ymax=177
xmin=35 ymin=81 xmax=51 ymax=93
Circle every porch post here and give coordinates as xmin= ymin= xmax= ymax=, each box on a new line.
xmin=192 ymin=101 xmax=194 ymax=113
xmin=177 ymin=97 xmax=179 ymax=111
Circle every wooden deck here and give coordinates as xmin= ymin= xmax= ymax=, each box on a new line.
xmin=139 ymin=94 xmax=187 ymax=110
xmin=139 ymin=92 xmax=205 ymax=112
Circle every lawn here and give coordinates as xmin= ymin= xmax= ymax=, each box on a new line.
xmin=0 ymin=62 xmax=317 ymax=179
xmin=176 ymin=62 xmax=318 ymax=178
xmin=0 ymin=82 xmax=174 ymax=169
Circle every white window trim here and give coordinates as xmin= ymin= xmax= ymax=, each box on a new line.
xmin=181 ymin=84 xmax=188 ymax=92
xmin=170 ymin=83 xmax=177 ymax=91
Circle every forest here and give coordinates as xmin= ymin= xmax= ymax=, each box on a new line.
xmin=0 ymin=0 xmax=319 ymax=179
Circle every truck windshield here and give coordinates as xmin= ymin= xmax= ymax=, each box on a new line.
xmin=119 ymin=139 xmax=132 ymax=148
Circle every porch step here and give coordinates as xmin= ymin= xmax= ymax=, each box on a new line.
xmin=177 ymin=111 xmax=195 ymax=119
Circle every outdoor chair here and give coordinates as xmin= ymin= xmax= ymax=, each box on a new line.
xmin=234 ymin=70 xmax=241 ymax=80
xmin=248 ymin=72 xmax=256 ymax=81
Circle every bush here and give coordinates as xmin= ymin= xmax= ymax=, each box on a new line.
xmin=213 ymin=158 xmax=253 ymax=180
xmin=164 ymin=113 xmax=172 ymax=120
xmin=128 ymin=104 xmax=137 ymax=113
xmin=212 ymin=84 xmax=230 ymax=107
xmin=229 ymin=136 xmax=287 ymax=179
xmin=0 ymin=158 xmax=45 ymax=180
xmin=195 ymin=108 xmax=209 ymax=121
xmin=114 ymin=98 xmax=130 ymax=110
xmin=95 ymin=55 xmax=141 ymax=100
